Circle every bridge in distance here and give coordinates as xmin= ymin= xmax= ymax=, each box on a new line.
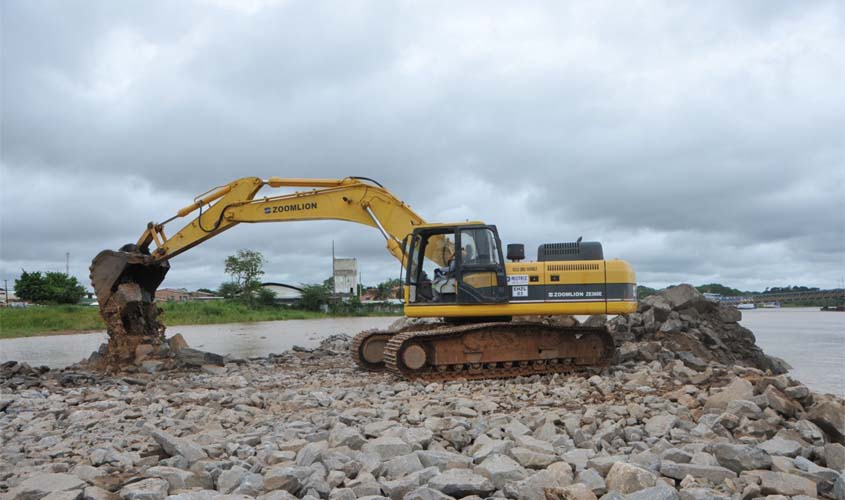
xmin=711 ymin=289 xmax=845 ymax=306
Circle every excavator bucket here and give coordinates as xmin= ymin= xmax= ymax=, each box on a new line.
xmin=89 ymin=246 xmax=170 ymax=365
xmin=90 ymin=248 xmax=169 ymax=305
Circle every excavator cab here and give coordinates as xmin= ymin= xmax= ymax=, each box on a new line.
xmin=405 ymin=224 xmax=508 ymax=305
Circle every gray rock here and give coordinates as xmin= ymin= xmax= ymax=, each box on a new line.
xmin=118 ymin=479 xmax=169 ymax=500
xmin=41 ymin=492 xmax=83 ymax=500
xmin=725 ymin=400 xmax=763 ymax=420
xmin=623 ymin=483 xmax=680 ymax=500
xmin=427 ymin=469 xmax=494 ymax=497
xmin=379 ymin=474 xmax=419 ymax=500
xmin=296 ymin=441 xmax=328 ymax=466
xmin=234 ymin=472 xmax=264 ymax=496
xmin=82 ymin=486 xmax=115 ymax=500
xmin=717 ymin=304 xmax=741 ymax=323
xmin=586 ymin=455 xmax=628 ymax=476
xmin=751 ymin=470 xmax=817 ymax=497
xmin=645 ymin=415 xmax=678 ymax=438
xmin=470 ymin=439 xmax=513 ymax=463
xmin=264 ymin=466 xmax=311 ymax=493
xmin=712 ymin=443 xmax=772 ymax=473
xmin=175 ymin=348 xmax=224 ymax=366
xmin=677 ymin=488 xmax=730 ymax=500
xmin=809 ymin=400 xmax=845 ymax=445
xmin=347 ymin=471 xmax=382 ymax=497
xmin=145 ymin=466 xmax=202 ymax=491
xmin=474 ymin=454 xmax=527 ymax=489
xmin=8 ymin=473 xmax=87 ymax=500
xmin=501 ymin=462 xmax=573 ymax=500
xmin=576 ymin=468 xmax=606 ymax=496
xmin=676 ymin=351 xmax=708 ymax=371
xmin=217 ymin=466 xmax=247 ymax=494
xmin=604 ymin=462 xmax=656 ymax=494
xmin=661 ymin=284 xmax=703 ymax=309
xmin=513 ymin=434 xmax=554 ymax=454
xmin=510 ymin=446 xmax=558 ymax=469
xmin=661 ymin=449 xmax=693 ymax=464
xmin=162 ymin=491 xmax=219 ymax=500
xmin=760 ymin=385 xmax=802 ymax=418
xmin=824 ymin=442 xmax=845 ymax=471
xmin=328 ymin=490 xmax=356 ymax=500
xmin=361 ymin=436 xmax=412 ymax=461
xmin=328 ymin=426 xmax=366 ymax=450
xmin=382 ymin=453 xmax=424 ymax=479
xmin=658 ymin=461 xmax=737 ymax=483
xmin=148 ymin=429 xmax=208 ymax=465
xmin=416 ymin=450 xmax=472 ymax=471
xmin=402 ymin=487 xmax=455 ymax=500
xmin=704 ymin=378 xmax=753 ymax=410
xmin=544 ymin=483 xmax=598 ymax=500
xmin=758 ymin=437 xmax=803 ymax=458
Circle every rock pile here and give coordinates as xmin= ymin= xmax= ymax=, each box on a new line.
xmin=607 ymin=285 xmax=791 ymax=374
xmin=2 ymin=286 xmax=844 ymax=500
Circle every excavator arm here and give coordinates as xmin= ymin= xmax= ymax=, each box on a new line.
xmin=91 ymin=176 xmax=449 ymax=306
xmin=136 ymin=176 xmax=427 ymax=264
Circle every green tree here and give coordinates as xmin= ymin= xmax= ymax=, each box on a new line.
xmin=15 ymin=270 xmax=86 ymax=304
xmin=299 ymin=284 xmax=330 ymax=311
xmin=696 ymin=283 xmax=745 ymax=296
xmin=636 ymin=285 xmax=657 ymax=300
xmin=375 ymin=278 xmax=402 ymax=299
xmin=223 ymin=249 xmax=266 ymax=302
xmin=218 ymin=282 xmax=241 ymax=299
xmin=256 ymin=287 xmax=277 ymax=306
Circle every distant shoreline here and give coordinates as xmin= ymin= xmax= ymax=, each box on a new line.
xmin=0 ymin=301 xmax=397 ymax=339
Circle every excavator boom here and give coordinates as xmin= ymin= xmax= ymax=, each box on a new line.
xmin=92 ymin=176 xmax=441 ymax=305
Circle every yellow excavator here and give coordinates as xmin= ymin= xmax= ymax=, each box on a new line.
xmin=90 ymin=176 xmax=636 ymax=380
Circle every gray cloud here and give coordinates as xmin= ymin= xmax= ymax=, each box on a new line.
xmin=1 ymin=0 xmax=843 ymax=293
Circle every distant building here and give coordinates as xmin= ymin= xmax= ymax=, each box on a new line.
xmin=260 ymin=283 xmax=303 ymax=304
xmin=333 ymin=257 xmax=358 ymax=296
xmin=155 ymin=289 xmax=222 ymax=302
xmin=156 ymin=288 xmax=192 ymax=302
xmin=0 ymin=287 xmax=18 ymax=305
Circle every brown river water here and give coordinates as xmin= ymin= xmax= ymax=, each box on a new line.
xmin=1 ymin=309 xmax=842 ymax=395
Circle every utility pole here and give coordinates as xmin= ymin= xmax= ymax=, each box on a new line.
xmin=66 ymin=252 xmax=70 ymax=275
xmin=3 ymin=279 xmax=7 ymax=305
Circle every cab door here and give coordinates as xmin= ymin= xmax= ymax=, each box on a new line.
xmin=455 ymin=226 xmax=508 ymax=304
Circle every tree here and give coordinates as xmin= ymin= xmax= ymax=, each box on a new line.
xmin=218 ymin=282 xmax=241 ymax=299
xmin=299 ymin=284 xmax=330 ymax=311
xmin=223 ymin=249 xmax=266 ymax=302
xmin=15 ymin=270 xmax=86 ymax=304
xmin=256 ymin=287 xmax=277 ymax=306
xmin=375 ymin=278 xmax=402 ymax=299
xmin=197 ymin=288 xmax=216 ymax=294
xmin=636 ymin=285 xmax=657 ymax=300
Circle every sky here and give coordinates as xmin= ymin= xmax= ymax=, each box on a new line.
xmin=1 ymin=0 xmax=843 ymax=294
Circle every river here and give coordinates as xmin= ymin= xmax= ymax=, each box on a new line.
xmin=1 ymin=309 xmax=842 ymax=394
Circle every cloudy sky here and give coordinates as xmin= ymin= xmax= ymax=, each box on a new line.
xmin=1 ymin=0 xmax=843 ymax=294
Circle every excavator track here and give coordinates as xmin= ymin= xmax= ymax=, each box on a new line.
xmin=351 ymin=329 xmax=395 ymax=371
xmin=383 ymin=322 xmax=614 ymax=381
xmin=351 ymin=321 xmax=448 ymax=371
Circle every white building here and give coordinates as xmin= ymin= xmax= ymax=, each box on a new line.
xmin=333 ymin=257 xmax=358 ymax=296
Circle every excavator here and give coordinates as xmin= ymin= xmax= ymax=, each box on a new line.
xmin=90 ymin=176 xmax=636 ymax=380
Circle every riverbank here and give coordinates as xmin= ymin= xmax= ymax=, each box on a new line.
xmin=0 ymin=301 xmax=395 ymax=339
xmin=2 ymin=335 xmax=844 ymax=499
